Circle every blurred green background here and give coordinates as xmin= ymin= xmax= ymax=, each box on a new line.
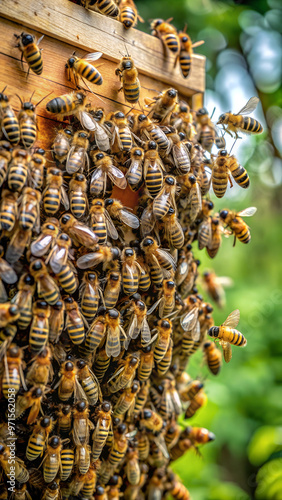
xmin=135 ymin=1 xmax=282 ymax=499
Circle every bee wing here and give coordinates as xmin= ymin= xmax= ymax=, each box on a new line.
xmin=180 ymin=306 xmax=199 ymax=331
xmin=66 ymin=148 xmax=85 ymax=174
xmin=106 ymin=326 xmax=121 ymax=358
xmin=127 ymin=314 xmax=139 ymax=343
xmin=237 ymin=207 xmax=257 ymax=217
xmin=77 ymin=252 xmax=103 ymax=269
xmin=140 ymin=206 xmax=155 ymax=238
xmin=72 ymin=222 xmax=99 ymax=247
xmin=107 ymin=165 xmax=127 ymax=189
xmin=156 ymin=248 xmax=176 ymax=271
xmin=217 ymin=276 xmax=233 ymax=287
xmin=30 ymin=234 xmax=54 ymax=257
xmin=191 ymin=320 xmax=200 ymax=341
xmin=127 ymin=159 xmax=142 ymax=177
xmin=104 ymin=210 xmax=119 ymax=240
xmin=119 ymin=209 xmax=140 ymax=229
xmin=171 ymin=388 xmax=182 ymax=414
xmin=91 ymin=166 xmax=104 ymax=183
xmin=141 ymin=318 xmax=151 ymax=345
xmin=198 ymin=218 xmax=212 ymax=250
xmin=47 ymin=247 xmax=68 ymax=274
xmin=220 ymin=340 xmax=233 ymax=363
xmin=236 ymin=97 xmax=259 ymax=116
xmin=79 ymin=110 xmax=97 ymax=131
xmin=222 ymin=309 xmax=240 ymax=328
xmin=188 ymin=183 xmax=202 ymax=221
xmin=154 ymin=434 xmax=169 ymax=459
xmin=153 ymin=191 xmax=170 ymax=218
xmin=107 ymin=365 xmax=125 ymax=384
xmin=61 ymin=186 xmax=70 ymax=210
xmin=147 ymin=298 xmax=162 ymax=315
xmin=0 ymin=259 xmax=17 ymax=284
xmin=74 ymin=378 xmax=88 ymax=402
xmin=0 ymin=280 xmax=8 ymax=302
xmin=84 ymin=52 xmax=103 ymax=62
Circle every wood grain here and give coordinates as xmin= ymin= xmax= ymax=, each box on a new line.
xmin=0 ymin=0 xmax=205 ymax=97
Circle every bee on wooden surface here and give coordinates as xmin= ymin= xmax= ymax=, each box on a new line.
xmin=29 ymin=259 xmax=60 ymax=305
xmin=178 ymin=29 xmax=204 ymax=79
xmin=108 ymin=353 xmax=139 ymax=393
xmin=203 ymin=341 xmax=222 ymax=375
xmin=59 ymin=213 xmax=99 ymax=249
xmin=26 ymin=416 xmax=53 ymax=461
xmin=105 ymin=308 xmax=127 ymax=358
xmin=65 ymin=296 xmax=87 ymax=345
xmin=30 ymin=219 xmax=60 ymax=258
xmin=8 ymin=148 xmax=30 ymax=192
xmin=18 ymin=186 xmax=41 ymax=232
xmin=90 ymin=198 xmax=118 ymax=244
xmin=15 ymin=31 xmax=43 ymax=76
xmin=153 ymin=175 xmax=177 ymax=221
xmin=69 ymin=173 xmax=88 ymax=218
xmin=2 ymin=345 xmax=26 ymax=398
xmin=76 ymin=245 xmax=120 ymax=270
xmin=219 ymin=206 xmax=257 ymax=245
xmin=43 ymin=167 xmax=69 ymax=215
xmin=66 ymin=52 xmax=103 ymax=89
xmin=83 ymin=0 xmax=119 ymax=18
xmin=84 ymin=106 xmax=111 ymax=152
xmin=92 ymin=401 xmax=112 ymax=460
xmin=212 ymin=149 xmax=249 ymax=198
xmin=125 ymin=146 xmax=144 ymax=191
xmin=119 ymin=0 xmax=143 ymax=28
xmin=198 ymin=199 xmax=214 ymax=250
xmin=145 ymin=87 xmax=178 ymax=124
xmin=0 ymin=444 xmax=29 ymax=483
xmin=5 ymin=227 xmax=32 ymax=264
xmin=46 ymin=91 xmax=87 ymax=119
xmin=141 ymin=236 xmax=176 ymax=285
xmin=29 ymin=300 xmax=50 ymax=353
xmin=28 ymin=149 xmax=46 ymax=190
xmin=151 ymin=19 xmax=180 ymax=58
xmin=0 ymin=92 xmax=20 ymax=145
xmin=90 ymin=150 xmax=127 ymax=196
xmin=52 ymin=126 xmax=73 ymax=163
xmin=104 ymin=270 xmax=122 ymax=309
xmin=15 ymin=386 xmax=44 ymax=424
xmin=66 ymin=130 xmax=89 ymax=174
xmin=208 ymin=308 xmax=247 ymax=349
xmin=110 ymin=111 xmax=134 ymax=151
xmin=115 ymin=55 xmax=140 ymax=104
xmin=217 ymin=96 xmax=263 ymax=139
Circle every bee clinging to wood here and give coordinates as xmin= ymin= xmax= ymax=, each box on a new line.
xmin=115 ymin=52 xmax=140 ymax=104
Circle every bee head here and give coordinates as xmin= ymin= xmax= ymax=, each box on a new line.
xmin=168 ymin=88 xmax=177 ymax=98
xmin=21 ymin=33 xmax=34 ymax=46
xmin=23 ymin=101 xmax=35 ymax=111
xmin=217 ymin=113 xmax=226 ymax=124
xmin=196 ymin=107 xmax=208 ymax=117
xmin=122 ymin=59 xmax=133 ymax=70
xmin=67 ymin=57 xmax=76 ymax=68
xmin=219 ymin=209 xmax=228 ymax=220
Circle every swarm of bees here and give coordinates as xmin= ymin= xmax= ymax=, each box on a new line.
xmin=0 ymin=5 xmax=264 ymax=498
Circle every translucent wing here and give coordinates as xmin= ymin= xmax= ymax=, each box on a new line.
xmin=236 ymin=97 xmax=259 ymax=116
xmin=147 ymin=299 xmax=162 ymax=315
xmin=191 ymin=320 xmax=200 ymax=341
xmin=222 ymin=309 xmax=240 ymax=328
xmin=73 ymin=223 xmax=99 ymax=247
xmin=220 ymin=340 xmax=232 ymax=363
xmin=140 ymin=206 xmax=155 ymax=238
xmin=104 ymin=210 xmax=119 ymax=240
xmin=84 ymin=52 xmax=103 ymax=62
xmin=0 ymin=280 xmax=8 ymax=302
xmin=106 ymin=326 xmax=121 ymax=358
xmin=77 ymin=252 xmax=103 ymax=269
xmin=119 ymin=209 xmax=140 ymax=229
xmin=198 ymin=218 xmax=212 ymax=250
xmin=180 ymin=306 xmax=199 ymax=331
xmin=141 ymin=319 xmax=151 ymax=345
xmin=127 ymin=314 xmax=139 ymax=341
xmin=0 ymin=259 xmax=18 ymax=284
xmin=237 ymin=207 xmax=257 ymax=217
xmin=91 ymin=167 xmax=104 ymax=184
xmin=217 ymin=276 xmax=233 ymax=287
xmin=107 ymin=165 xmax=127 ymax=189
xmin=156 ymin=248 xmax=176 ymax=271
xmin=66 ymin=148 xmax=85 ymax=174
xmin=61 ymin=186 xmax=70 ymax=210
xmin=46 ymin=246 xmax=68 ymax=274
xmin=79 ymin=111 xmax=97 ymax=131
xmin=188 ymin=182 xmax=202 ymax=221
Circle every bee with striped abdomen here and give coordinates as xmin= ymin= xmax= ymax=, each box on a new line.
xmin=125 ymin=297 xmax=157 ymax=348
xmin=15 ymin=32 xmax=43 ymax=75
xmin=203 ymin=341 xmax=222 ymax=375
xmin=83 ymin=307 xmax=107 ymax=355
xmin=0 ymin=92 xmax=20 ymax=145
xmin=198 ymin=200 xmax=214 ymax=251
xmin=29 ymin=259 xmax=60 ymax=306
xmin=105 ymin=308 xmax=127 ymax=358
xmin=46 ymin=91 xmax=87 ymax=119
xmin=121 ymin=248 xmax=142 ymax=296
xmin=60 ymin=448 xmax=75 ymax=481
xmin=43 ymin=436 xmax=62 ymax=483
xmin=212 ymin=149 xmax=250 ymax=198
xmin=52 ymin=126 xmax=73 ymax=163
xmin=0 ymin=142 xmax=11 ymax=188
xmin=76 ymin=245 xmax=120 ymax=270
xmin=217 ymin=96 xmax=263 ymax=139
xmin=66 ymin=130 xmax=90 ymax=175
xmin=126 ymin=146 xmax=144 ymax=191
xmin=151 ymin=19 xmax=180 ymax=60
xmin=153 ymin=175 xmax=177 ymax=221
xmin=18 ymin=186 xmax=41 ymax=232
xmin=66 ymin=52 xmax=103 ymax=88
xmin=80 ymin=271 xmax=101 ymax=323
xmin=90 ymin=150 xmax=127 ymax=196
xmin=141 ymin=236 xmax=176 ymax=285
xmin=104 ymin=270 xmax=122 ymax=309
xmin=45 ymin=233 xmax=72 ymax=274
xmin=76 ymin=360 xmax=101 ymax=405
xmin=178 ymin=29 xmax=204 ymax=79
xmin=65 ymin=296 xmax=87 ymax=345
xmin=84 ymin=0 xmax=119 ymax=17
xmin=105 ymin=198 xmax=140 ymax=233
xmin=92 ymin=401 xmax=112 ymax=460
xmin=5 ymin=227 xmax=32 ymax=265
xmin=28 ymin=148 xmax=46 ymax=190
xmin=108 ymin=353 xmax=139 ymax=394
xmin=115 ymin=56 xmax=140 ymax=104
xmin=29 ymin=300 xmax=50 ymax=353
xmin=72 ymin=400 xmax=94 ymax=445
xmin=119 ymin=0 xmax=143 ymax=29
xmin=69 ymin=173 xmax=88 ymax=219
xmin=166 ymin=129 xmax=191 ymax=174
xmin=219 ymin=206 xmax=257 ymax=245
xmin=145 ymin=87 xmax=178 ymax=124
xmin=2 ymin=345 xmax=26 ymax=399
xmin=0 ymin=444 xmax=29 ymax=483
xmin=26 ymin=346 xmax=52 ymax=386
xmin=26 ymin=416 xmax=53 ymax=461
xmin=8 ymin=148 xmax=30 ymax=192
xmin=59 ymin=213 xmax=99 ymax=250
xmin=208 ymin=309 xmax=247 ymax=347
xmin=90 ymin=198 xmax=118 ymax=244
xmin=43 ymin=167 xmax=69 ymax=215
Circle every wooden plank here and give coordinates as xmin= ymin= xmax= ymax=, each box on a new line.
xmin=0 ymin=0 xmax=205 ymax=97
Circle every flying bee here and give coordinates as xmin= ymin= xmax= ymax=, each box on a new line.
xmin=144 ymin=87 xmax=178 ymax=124
xmin=203 ymin=340 xmax=223 ymax=375
xmin=153 ymin=318 xmax=173 ymax=363
xmin=108 ymin=353 xmax=139 ymax=393
xmin=115 ymin=55 xmax=140 ymax=104
xmin=208 ymin=309 xmax=247 ymax=348
xmin=141 ymin=236 xmax=176 ymax=285
xmin=76 ymin=245 xmax=120 ymax=270
xmin=219 ymin=206 xmax=257 ymax=245
xmin=46 ymin=91 xmax=88 ymax=119
xmin=158 ymin=279 xmax=176 ymax=318
xmin=104 ymin=270 xmax=122 ymax=309
xmin=203 ymin=270 xmax=233 ymax=309
xmin=18 ymin=186 xmax=41 ymax=233
xmin=0 ymin=444 xmax=29 ymax=483
xmin=26 ymin=346 xmax=52 ymax=386
xmin=80 ymin=271 xmax=102 ymax=323
xmin=217 ymin=96 xmax=263 ymax=139
xmin=30 ymin=219 xmax=60 ymax=257
xmin=28 ymin=149 xmax=46 ymax=189
xmin=15 ymin=31 xmax=43 ymax=75
xmin=166 ymin=129 xmax=191 ymax=174
xmin=59 ymin=213 xmax=99 ymax=249
xmin=91 ymin=401 xmax=112 ymax=460
xmin=15 ymin=386 xmax=44 ymax=424
xmin=90 ymin=150 xmax=127 ymax=196
xmin=90 ymin=198 xmax=118 ymax=244
xmin=65 ymin=296 xmax=87 ymax=345
xmin=69 ymin=173 xmax=88 ymax=218
xmin=76 ymin=360 xmax=101 ymax=405
xmin=198 ymin=200 xmax=214 ymax=250
xmin=178 ymin=29 xmax=204 ymax=79
xmin=126 ymin=146 xmax=144 ymax=191
xmin=105 ymin=308 xmax=127 ymax=358
xmin=5 ymin=227 xmax=32 ymax=264
xmin=66 ymin=51 xmax=103 ymax=89
xmin=212 ymin=149 xmax=249 ymax=198
xmin=2 ymin=345 xmax=26 ymax=398
xmin=125 ymin=297 xmax=158 ymax=348
xmin=119 ymin=0 xmax=143 ymax=28
xmin=29 ymin=259 xmax=60 ymax=305
xmin=45 ymin=233 xmax=72 ymax=274
xmin=66 ymin=130 xmax=90 ymax=174
xmin=0 ymin=92 xmax=20 ymax=145
xmin=43 ymin=167 xmax=69 ymax=215
xmin=151 ymin=19 xmax=180 ymax=59
xmin=105 ymin=198 xmax=140 ymax=233
xmin=185 ymin=426 xmax=215 ymax=446
xmin=29 ymin=300 xmax=50 ymax=353
xmin=121 ymin=248 xmax=142 ymax=296
xmin=26 ymin=416 xmax=53 ymax=461
xmin=8 ymin=148 xmax=30 ymax=192
xmin=153 ymin=175 xmax=177 ymax=220
xmin=161 ymin=208 xmax=184 ymax=249
xmin=52 ymin=126 xmax=73 ymax=163
xmin=135 ymin=115 xmax=170 ymax=152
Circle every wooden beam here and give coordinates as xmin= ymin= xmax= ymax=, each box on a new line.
xmin=0 ymin=0 xmax=205 ymax=97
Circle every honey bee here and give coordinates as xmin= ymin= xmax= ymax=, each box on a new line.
xmin=77 ymin=360 xmax=101 ymax=405
xmin=151 ymin=19 xmax=180 ymax=58
xmin=61 ymin=448 xmax=75 ymax=480
xmin=136 ymin=116 xmax=170 ymax=152
xmin=69 ymin=173 xmax=88 ymax=219
xmin=141 ymin=236 xmax=176 ymax=285
xmin=29 ymin=259 xmax=60 ymax=305
xmin=0 ymin=247 xmax=17 ymax=293
xmin=0 ymin=303 xmax=19 ymax=330
xmin=185 ymin=426 xmax=215 ymax=445
xmin=142 ymin=142 xmax=165 ymax=199
xmin=126 ymin=147 xmax=144 ymax=191
xmin=17 ymin=94 xmax=40 ymax=149
xmin=66 ymin=130 xmax=89 ymax=174
xmin=26 ymin=346 xmax=52 ymax=386
xmin=203 ymin=341 xmax=222 ymax=375
xmin=121 ymin=248 xmax=142 ymax=296
xmin=8 ymin=149 xmax=30 ymax=192
xmin=84 ymin=0 xmax=119 ymax=17
xmin=18 ymin=186 xmax=41 ymax=232
xmin=208 ymin=309 xmax=247 ymax=349
xmin=43 ymin=167 xmax=69 ymax=215
xmin=93 ymin=348 xmax=110 ymax=382
xmin=28 ymin=149 xmax=46 ymax=190
xmin=57 ymin=360 xmax=85 ymax=402
xmin=43 ymin=436 xmax=62 ymax=483
xmin=185 ymin=389 xmax=207 ymax=419
xmin=113 ymin=381 xmax=140 ymax=419
xmin=106 ymin=474 xmax=123 ymax=500
xmin=207 ymin=216 xmax=223 ymax=258
xmin=153 ymin=175 xmax=177 ymax=220
xmin=219 ymin=206 xmax=257 ymax=245
xmin=46 ymin=91 xmax=87 ymax=119
xmin=145 ymin=87 xmax=178 ymax=124
xmin=0 ymin=142 xmax=10 ymax=190
xmin=178 ymin=29 xmax=204 ymax=79
xmin=30 ymin=219 xmax=60 ymax=257
xmin=212 ymin=149 xmax=249 ymax=198
xmin=56 ymin=404 xmax=72 ymax=435
xmin=84 ymin=106 xmax=111 ymax=152
xmin=153 ymin=318 xmax=173 ymax=364
xmin=80 ymin=462 xmax=100 ymax=498
xmin=72 ymin=400 xmax=94 ymax=446
xmin=217 ymin=96 xmax=263 ymax=139
xmin=29 ymin=300 xmax=50 ymax=353
xmin=158 ymin=279 xmax=176 ymax=318
xmin=160 ymin=208 xmax=184 ymax=250
xmin=52 ymin=126 xmax=73 ymax=163
xmin=198 ymin=199 xmax=214 ymax=250
xmin=90 ymin=150 xmax=127 ymax=196
xmin=60 ymin=213 xmax=99 ymax=249
xmin=105 ymin=198 xmax=140 ymax=232
xmin=139 ymin=408 xmax=163 ymax=433
xmin=104 ymin=270 xmax=122 ymax=309
xmin=15 ymin=31 xmax=43 ymax=76
xmin=65 ymin=296 xmax=87 ymax=345
xmin=5 ymin=227 xmax=32 ymax=264
xmin=79 ymin=271 xmax=100 ymax=323
xmin=83 ymin=307 xmax=107 ymax=355
xmin=203 ymin=270 xmax=233 ymax=308
xmin=26 ymin=416 xmax=53 ymax=461
xmin=44 ymin=233 xmax=72 ymax=274
xmin=181 ymin=174 xmax=202 ymax=221
xmin=75 ymin=443 xmax=91 ymax=475
xmin=0 ymin=92 xmax=20 ymax=145
xmin=105 ymin=308 xmax=127 ymax=358
xmin=76 ymin=245 xmax=120 ymax=270
xmin=0 ymin=444 xmax=29 ymax=483
xmin=90 ymin=198 xmax=118 ymax=244
xmin=126 ymin=298 xmax=158 ymax=348
xmin=195 ymin=107 xmax=221 ymax=152
xmin=92 ymin=401 xmax=112 ymax=460
xmin=48 ymin=301 xmax=65 ymax=344
xmin=125 ymin=446 xmax=140 ymax=486
xmin=167 ymin=473 xmax=191 ymax=500
xmin=108 ymin=353 xmax=139 ymax=393
xmin=66 ymin=52 xmax=103 ymax=88
xmin=15 ymin=386 xmax=44 ymax=424
xmin=166 ymin=129 xmax=191 ymax=174
xmin=115 ymin=56 xmax=140 ymax=104
xmin=2 ymin=345 xmax=26 ymax=398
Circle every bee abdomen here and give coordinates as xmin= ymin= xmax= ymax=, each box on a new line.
xmin=18 ymin=307 xmax=32 ymax=330
xmin=163 ymin=34 xmax=180 ymax=53
xmin=237 ymin=227 xmax=251 ymax=244
xmin=2 ymin=372 xmax=20 ymax=398
xmin=230 ymin=163 xmax=250 ymax=188
xmin=43 ymin=190 xmax=61 ymax=215
xmin=148 ymin=264 xmax=163 ymax=286
xmin=230 ymin=329 xmax=246 ymax=345
xmin=29 ymin=327 xmax=48 ymax=353
xmin=97 ymin=0 xmax=119 ymax=17
xmin=179 ymin=51 xmax=191 ymax=78
xmin=39 ymin=288 xmax=59 ymax=306
xmin=70 ymin=195 xmax=86 ymax=218
xmin=61 ymin=449 xmax=74 ymax=481
xmin=122 ymin=274 xmax=139 ymax=295
xmin=81 ymin=378 xmax=98 ymax=404
xmin=67 ymin=321 xmax=85 ymax=345
xmin=212 ymin=168 xmax=228 ymax=198
xmin=0 ymin=208 xmax=16 ymax=231
xmin=124 ymin=83 xmax=140 ymax=104
xmin=242 ymin=117 xmax=263 ymax=134
xmin=25 ymin=46 xmax=43 ymax=75
xmin=80 ymin=63 xmax=103 ymax=85
xmin=2 ymin=111 xmax=20 ymax=145
xmin=81 ymin=295 xmax=98 ymax=321
xmin=20 ymin=122 xmax=37 ymax=149
xmin=56 ymin=265 xmax=78 ymax=294
xmin=119 ymin=130 xmax=133 ymax=151
xmin=120 ymin=6 xmax=136 ymax=28
xmin=8 ymin=166 xmax=27 ymax=192
xmin=26 ymin=434 xmax=44 ymax=461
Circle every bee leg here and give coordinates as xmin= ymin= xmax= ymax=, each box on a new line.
xmin=232 ymin=235 xmax=237 ymax=247
xmin=26 ymin=66 xmax=30 ymax=80
xmin=118 ymin=86 xmax=123 ymax=93
xmin=228 ymin=175 xmax=233 ymax=188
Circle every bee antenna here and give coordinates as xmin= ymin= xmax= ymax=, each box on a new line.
xmin=183 ymin=24 xmax=187 ymax=33
xmin=1 ymin=86 xmax=7 ymax=93
xmin=29 ymin=90 xmax=36 ymax=102
xmin=210 ymin=107 xmax=216 ymax=120
xmin=35 ymin=92 xmax=53 ymax=107
xmin=15 ymin=94 xmax=23 ymax=106
xmin=229 ymin=139 xmax=237 ymax=155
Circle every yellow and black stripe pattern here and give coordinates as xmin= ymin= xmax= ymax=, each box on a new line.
xmin=18 ymin=33 xmax=43 ymax=75
xmin=229 ymin=157 xmax=250 ymax=189
xmin=97 ymin=0 xmax=119 ymax=17
xmin=56 ymin=265 xmax=78 ymax=295
xmin=179 ymin=51 xmax=192 ymax=78
xmin=242 ymin=116 xmax=263 ymax=134
xmin=60 ymin=449 xmax=74 ymax=481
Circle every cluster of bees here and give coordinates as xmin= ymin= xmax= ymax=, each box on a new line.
xmin=0 ymin=4 xmax=264 ymax=498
